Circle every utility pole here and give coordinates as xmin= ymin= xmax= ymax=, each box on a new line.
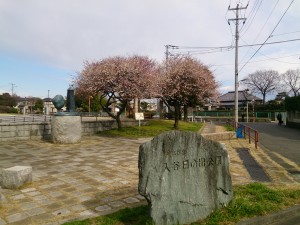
xmin=158 ymin=45 xmax=178 ymax=119
xmin=165 ymin=45 xmax=178 ymax=62
xmin=10 ymin=83 xmax=16 ymax=96
xmin=228 ymin=4 xmax=247 ymax=124
xmin=48 ymin=90 xmax=50 ymax=99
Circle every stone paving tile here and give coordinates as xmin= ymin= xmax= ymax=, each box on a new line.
xmin=0 ymin=133 xmax=297 ymax=225
xmin=78 ymin=209 xmax=97 ymax=217
xmin=26 ymin=191 xmax=42 ymax=196
xmin=108 ymin=201 xmax=126 ymax=208
xmin=6 ymin=213 xmax=28 ymax=223
xmin=123 ymin=197 xmax=140 ymax=204
xmin=20 ymin=188 xmax=36 ymax=193
xmin=10 ymin=194 xmax=25 ymax=201
xmin=95 ymin=205 xmax=112 ymax=212
xmin=52 ymin=208 xmax=71 ymax=216
xmin=24 ymin=207 xmax=46 ymax=217
xmin=69 ymin=204 xmax=87 ymax=212
xmin=19 ymin=202 xmax=39 ymax=210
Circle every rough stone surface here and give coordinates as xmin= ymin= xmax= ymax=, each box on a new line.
xmin=0 ymin=166 xmax=32 ymax=189
xmin=138 ymin=131 xmax=233 ymax=225
xmin=51 ymin=115 xmax=81 ymax=143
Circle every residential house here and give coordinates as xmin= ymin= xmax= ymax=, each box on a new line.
xmin=219 ymin=90 xmax=262 ymax=110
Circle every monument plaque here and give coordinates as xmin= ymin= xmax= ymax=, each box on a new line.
xmin=138 ymin=131 xmax=232 ymax=225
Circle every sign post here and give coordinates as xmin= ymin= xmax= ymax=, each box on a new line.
xmin=135 ymin=113 xmax=144 ymax=129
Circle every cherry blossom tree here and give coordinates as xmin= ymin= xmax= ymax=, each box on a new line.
xmin=75 ymin=55 xmax=157 ymax=129
xmin=241 ymin=70 xmax=281 ymax=104
xmin=158 ymin=55 xmax=217 ymax=129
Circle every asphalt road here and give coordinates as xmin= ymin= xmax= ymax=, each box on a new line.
xmin=242 ymin=122 xmax=300 ymax=181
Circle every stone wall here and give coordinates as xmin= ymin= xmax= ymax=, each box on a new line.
xmin=0 ymin=123 xmax=51 ymax=142
xmin=0 ymin=119 xmax=147 ymax=142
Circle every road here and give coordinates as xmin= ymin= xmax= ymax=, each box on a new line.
xmin=243 ymin=122 xmax=300 ymax=181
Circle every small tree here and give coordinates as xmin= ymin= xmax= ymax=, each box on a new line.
xmin=282 ymin=69 xmax=300 ymax=96
xmin=241 ymin=70 xmax=281 ymax=104
xmin=33 ymin=98 xmax=44 ymax=112
xmin=158 ymin=56 xmax=217 ymax=129
xmin=76 ymin=55 xmax=157 ymax=129
xmin=0 ymin=93 xmax=17 ymax=107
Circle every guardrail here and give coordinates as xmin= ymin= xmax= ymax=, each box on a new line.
xmin=235 ymin=122 xmax=259 ymax=149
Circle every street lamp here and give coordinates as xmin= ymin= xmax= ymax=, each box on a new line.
xmin=246 ymin=99 xmax=255 ymax=122
xmin=242 ymin=89 xmax=249 ymax=122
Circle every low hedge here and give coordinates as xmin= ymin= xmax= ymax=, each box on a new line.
xmin=285 ymin=96 xmax=300 ymax=111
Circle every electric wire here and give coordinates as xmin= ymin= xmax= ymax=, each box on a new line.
xmin=239 ymin=0 xmax=295 ymax=73
xmin=240 ymin=0 xmax=279 ymax=62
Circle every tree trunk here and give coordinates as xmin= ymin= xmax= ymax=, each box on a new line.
xmin=116 ymin=116 xmax=122 ymax=130
xmin=159 ymin=99 xmax=164 ymax=119
xmin=183 ymin=105 xmax=188 ymax=122
xmin=174 ymin=103 xmax=180 ymax=130
xmin=262 ymin=92 xmax=266 ymax=104
xmin=134 ymin=97 xmax=139 ymax=119
xmin=101 ymin=99 xmax=128 ymax=130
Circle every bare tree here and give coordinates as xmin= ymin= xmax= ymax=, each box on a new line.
xmin=282 ymin=69 xmax=300 ymax=96
xmin=241 ymin=70 xmax=281 ymax=104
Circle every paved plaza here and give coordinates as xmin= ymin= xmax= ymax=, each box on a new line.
xmin=0 ymin=125 xmax=298 ymax=225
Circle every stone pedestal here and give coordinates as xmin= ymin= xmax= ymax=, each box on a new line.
xmin=51 ymin=115 xmax=81 ymax=144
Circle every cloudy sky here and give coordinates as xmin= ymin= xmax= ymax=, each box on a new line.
xmin=0 ymin=0 xmax=299 ymax=99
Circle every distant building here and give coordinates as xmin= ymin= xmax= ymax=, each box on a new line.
xmin=275 ymin=92 xmax=288 ymax=103
xmin=17 ymin=97 xmax=38 ymax=114
xmin=43 ymin=98 xmax=57 ymax=114
xmin=219 ymin=90 xmax=262 ymax=110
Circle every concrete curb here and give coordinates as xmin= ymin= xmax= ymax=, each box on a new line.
xmin=237 ymin=205 xmax=300 ymax=225
xmin=202 ymin=131 xmax=236 ymax=141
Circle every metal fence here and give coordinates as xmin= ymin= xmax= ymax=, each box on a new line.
xmin=235 ymin=122 xmax=259 ymax=149
xmin=0 ymin=112 xmax=112 ymax=124
xmin=193 ymin=111 xmax=286 ymax=121
xmin=0 ymin=115 xmax=52 ymax=123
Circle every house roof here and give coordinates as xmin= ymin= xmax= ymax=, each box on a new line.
xmin=219 ymin=91 xmax=262 ymax=102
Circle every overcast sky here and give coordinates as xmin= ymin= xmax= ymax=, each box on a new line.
xmin=1 ymin=0 xmax=299 ymax=99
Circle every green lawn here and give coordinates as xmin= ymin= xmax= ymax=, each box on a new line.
xmin=97 ymin=120 xmax=203 ymax=138
xmin=62 ymin=183 xmax=300 ymax=225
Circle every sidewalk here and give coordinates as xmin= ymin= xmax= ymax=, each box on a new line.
xmin=0 ymin=123 xmax=298 ymax=225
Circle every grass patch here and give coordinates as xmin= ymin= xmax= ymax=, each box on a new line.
xmin=223 ymin=124 xmax=234 ymax=131
xmin=63 ymin=205 xmax=153 ymax=225
xmin=63 ymin=183 xmax=300 ymax=225
xmin=98 ymin=120 xmax=203 ymax=138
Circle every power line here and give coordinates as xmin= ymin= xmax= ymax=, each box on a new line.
xmin=239 ymin=0 xmax=295 ymax=73
xmin=239 ymin=38 xmax=300 ymax=47
xmin=168 ymin=37 xmax=300 ymax=53
xmin=270 ymin=30 xmax=300 ymax=38
xmin=211 ymin=53 xmax=300 ymax=67
xmin=240 ymin=0 xmax=279 ymax=63
xmin=240 ymin=0 xmax=263 ymax=35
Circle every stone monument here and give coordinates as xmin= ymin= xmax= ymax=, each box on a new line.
xmin=138 ymin=131 xmax=232 ymax=225
xmin=51 ymin=85 xmax=81 ymax=144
